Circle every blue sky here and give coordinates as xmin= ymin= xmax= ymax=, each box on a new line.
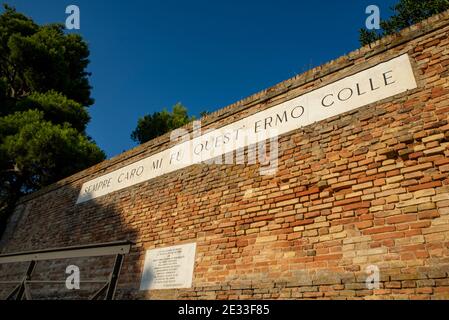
xmin=3 ymin=0 xmax=397 ymax=158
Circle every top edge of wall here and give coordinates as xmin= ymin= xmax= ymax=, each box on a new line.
xmin=17 ymin=9 xmax=449 ymax=204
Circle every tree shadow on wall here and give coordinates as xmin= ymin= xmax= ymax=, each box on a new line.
xmin=0 ymin=182 xmax=145 ymax=300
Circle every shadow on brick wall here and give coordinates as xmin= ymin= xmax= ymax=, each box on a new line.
xmin=0 ymin=182 xmax=143 ymax=300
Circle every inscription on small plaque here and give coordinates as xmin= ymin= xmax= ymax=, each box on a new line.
xmin=140 ymin=243 xmax=197 ymax=290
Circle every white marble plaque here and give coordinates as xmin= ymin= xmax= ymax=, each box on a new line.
xmin=140 ymin=243 xmax=197 ymax=290
xmin=77 ymin=54 xmax=417 ymax=204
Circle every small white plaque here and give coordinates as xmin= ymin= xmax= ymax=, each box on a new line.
xmin=140 ymin=243 xmax=197 ymax=290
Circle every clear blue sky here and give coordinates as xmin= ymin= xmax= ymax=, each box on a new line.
xmin=3 ymin=0 xmax=397 ymax=158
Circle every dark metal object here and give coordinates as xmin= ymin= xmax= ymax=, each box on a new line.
xmin=105 ymin=254 xmax=124 ymax=300
xmin=89 ymin=254 xmax=125 ymax=300
xmin=5 ymin=260 xmax=36 ymax=300
xmin=0 ymin=241 xmax=132 ymax=263
xmin=0 ymin=241 xmax=133 ymax=300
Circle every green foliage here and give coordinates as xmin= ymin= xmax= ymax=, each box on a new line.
xmin=0 ymin=5 xmax=105 ymax=236
xmin=359 ymin=0 xmax=449 ymax=46
xmin=0 ymin=5 xmax=92 ymax=107
xmin=359 ymin=29 xmax=382 ymax=48
xmin=16 ymin=90 xmax=90 ymax=132
xmin=200 ymin=110 xmax=211 ymax=117
xmin=131 ymin=103 xmax=195 ymax=144
xmin=0 ymin=110 xmax=105 ymax=192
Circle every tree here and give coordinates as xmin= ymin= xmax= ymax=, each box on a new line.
xmin=359 ymin=0 xmax=449 ymax=46
xmin=0 ymin=110 xmax=104 ymax=193
xmin=131 ymin=102 xmax=194 ymax=144
xmin=0 ymin=5 xmax=105 ymax=236
xmin=200 ymin=110 xmax=211 ymax=117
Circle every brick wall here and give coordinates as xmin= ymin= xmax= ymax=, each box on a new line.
xmin=1 ymin=10 xmax=449 ymax=300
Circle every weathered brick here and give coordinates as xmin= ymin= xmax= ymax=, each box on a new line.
xmin=422 ymin=133 xmax=445 ymax=143
xmin=363 ymin=226 xmax=396 ymax=235
xmin=256 ymin=235 xmax=278 ymax=243
xmin=408 ymin=181 xmax=442 ymax=192
xmin=418 ymin=210 xmax=440 ymax=220
xmin=386 ymin=214 xmax=417 ymax=224
xmin=401 ymin=163 xmax=433 ymax=174
xmin=414 ymin=188 xmax=436 ymax=199
xmin=397 ymin=197 xmax=432 ymax=208
xmin=352 ymin=182 xmax=373 ymax=191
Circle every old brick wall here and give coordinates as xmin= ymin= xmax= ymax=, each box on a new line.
xmin=1 ymin=11 xmax=449 ymax=300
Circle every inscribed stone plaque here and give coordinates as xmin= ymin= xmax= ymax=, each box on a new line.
xmin=140 ymin=243 xmax=197 ymax=290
